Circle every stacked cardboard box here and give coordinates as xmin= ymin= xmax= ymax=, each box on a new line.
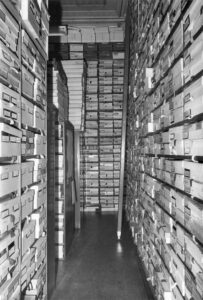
xmin=62 ymin=57 xmax=85 ymax=130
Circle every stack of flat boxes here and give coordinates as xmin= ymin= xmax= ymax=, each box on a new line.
xmin=125 ymin=0 xmax=203 ymax=299
xmin=0 ymin=0 xmax=49 ymax=298
xmin=81 ymin=44 xmax=99 ymax=208
xmin=98 ymin=43 xmax=124 ymax=210
xmin=47 ymin=59 xmax=68 ymax=260
xmin=112 ymin=44 xmax=124 ymax=207
xmin=80 ymin=43 xmax=124 ymax=211
xmin=62 ymin=44 xmax=85 ymax=131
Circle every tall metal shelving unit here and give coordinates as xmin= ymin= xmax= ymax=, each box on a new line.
xmin=0 ymin=0 xmax=49 ymax=298
xmin=125 ymin=0 xmax=203 ymax=299
xmin=47 ymin=58 xmax=76 ymax=261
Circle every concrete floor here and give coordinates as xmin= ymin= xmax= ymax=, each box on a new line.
xmin=51 ymin=212 xmax=153 ymax=300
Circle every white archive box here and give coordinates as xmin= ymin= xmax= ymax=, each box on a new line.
xmin=31 ymin=181 xmax=47 ymax=209
xmin=21 ymin=161 xmax=34 ymax=188
xmin=171 ymin=280 xmax=184 ymax=300
xmin=185 ymin=198 xmax=203 ymax=243
xmin=55 ymin=200 xmax=64 ymax=214
xmin=99 ymin=77 xmax=113 ymax=85
xmin=172 ymin=189 xmax=185 ymax=225
xmin=183 ymin=33 xmax=203 ymax=83
xmin=0 ymin=122 xmax=22 ymax=157
xmin=0 ymin=41 xmax=20 ymax=92
xmin=159 ymin=13 xmax=170 ymax=48
xmin=55 ymin=230 xmax=64 ymax=244
xmin=169 ymin=93 xmax=184 ymax=125
xmin=55 ymin=184 xmax=64 ymax=199
xmin=55 ymin=169 xmax=64 ymax=184
xmin=21 ymin=0 xmax=40 ymax=39
xmin=0 ymin=229 xmax=20 ymax=279
xmin=34 ymin=52 xmax=46 ymax=83
xmin=0 ymin=196 xmax=20 ymax=235
xmin=168 ymin=22 xmax=183 ymax=66
xmin=0 ymin=83 xmax=20 ymax=124
xmin=22 ymin=220 xmax=36 ymax=256
xmin=21 ymin=129 xmax=34 ymax=156
xmin=169 ymin=126 xmax=184 ymax=155
xmin=34 ymin=105 xmax=46 ymax=131
xmin=165 ymin=159 xmax=184 ymax=174
xmin=184 ymin=121 xmax=203 ymax=157
xmin=55 ymin=214 xmax=64 ymax=230
xmin=67 ymin=28 xmax=82 ymax=43
xmin=31 ymin=207 xmax=46 ymax=238
xmin=28 ymin=157 xmax=47 ymax=182
xmin=167 ymin=58 xmax=184 ymax=97
xmin=38 ymin=0 xmax=49 ymax=34
xmin=112 ymin=52 xmax=125 ymax=60
xmin=55 ymin=139 xmax=63 ymax=153
xmin=34 ymin=133 xmax=47 ymax=155
xmin=0 ymin=273 xmax=20 ymax=300
xmin=99 ymin=70 xmax=113 ymax=78
xmin=34 ymin=78 xmax=46 ymax=107
xmin=69 ymin=43 xmax=83 ymax=52
xmin=170 ymin=249 xmax=185 ymax=296
xmin=21 ymin=97 xmax=34 ymax=127
xmin=109 ymin=27 xmax=124 ymax=42
xmin=70 ymin=52 xmax=83 ymax=60
xmin=23 ymin=262 xmax=46 ymax=297
xmin=184 ymin=161 xmax=203 ymax=182
xmin=39 ymin=22 xmax=49 ymax=55
xmin=0 ymin=2 xmax=20 ymax=54
xmin=114 ymin=68 xmax=124 ymax=76
xmin=184 ymin=234 xmax=203 ymax=276
xmin=22 ymin=66 xmax=35 ymax=100
xmin=32 ymin=236 xmax=46 ymax=269
xmin=81 ymin=27 xmax=96 ymax=42
xmin=21 ymin=248 xmax=36 ymax=290
xmin=21 ymin=190 xmax=34 ymax=220
xmin=0 ymin=164 xmax=20 ymax=197
xmin=188 ymin=177 xmax=203 ymax=200
xmin=169 ymin=0 xmax=181 ymax=29
xmin=56 ymin=245 xmax=64 ymax=259
xmin=21 ymin=29 xmax=36 ymax=70
xmin=183 ymin=76 xmax=203 ymax=119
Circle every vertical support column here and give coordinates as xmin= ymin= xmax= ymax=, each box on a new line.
xmin=75 ymin=130 xmax=81 ymax=229
xmin=117 ymin=5 xmax=130 ymax=239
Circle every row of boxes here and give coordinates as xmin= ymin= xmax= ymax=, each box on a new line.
xmin=0 ymin=125 xmax=47 ymax=158
xmin=138 ymin=74 xmax=203 ymax=134
xmin=81 ymin=46 xmax=124 ymax=209
xmin=141 ymin=119 xmax=203 ymax=157
xmin=47 ymin=59 xmax=68 ymax=121
xmin=0 ymin=161 xmax=47 ymax=199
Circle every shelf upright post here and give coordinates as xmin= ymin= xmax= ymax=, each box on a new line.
xmin=75 ymin=129 xmax=81 ymax=229
xmin=117 ymin=4 xmax=130 ymax=239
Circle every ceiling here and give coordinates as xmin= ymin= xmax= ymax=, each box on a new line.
xmin=49 ymin=0 xmax=128 ymax=26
